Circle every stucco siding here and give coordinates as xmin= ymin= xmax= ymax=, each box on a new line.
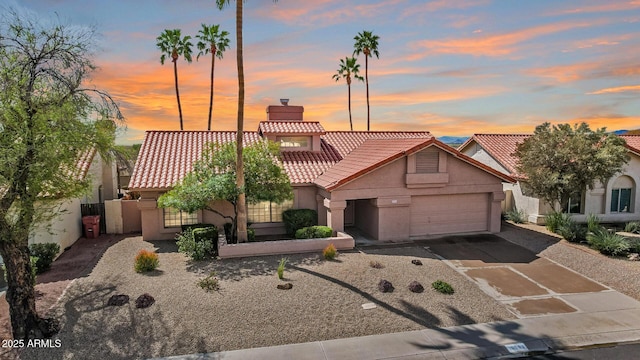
xmin=30 ymin=199 xmax=82 ymax=251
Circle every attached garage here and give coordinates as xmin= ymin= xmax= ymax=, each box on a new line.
xmin=410 ymin=193 xmax=489 ymax=237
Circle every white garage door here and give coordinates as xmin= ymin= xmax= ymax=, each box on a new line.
xmin=410 ymin=193 xmax=489 ymax=237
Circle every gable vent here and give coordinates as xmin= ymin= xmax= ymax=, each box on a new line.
xmin=416 ymin=149 xmax=439 ymax=173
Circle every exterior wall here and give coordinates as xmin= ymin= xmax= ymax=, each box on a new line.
xmin=320 ymin=149 xmax=505 ymax=241
xmin=84 ymin=154 xmax=117 ymax=203
xmin=30 ymin=198 xmax=82 ymax=252
xmin=105 ymin=199 xmax=142 ymax=234
xmin=219 ymin=232 xmax=354 ymax=259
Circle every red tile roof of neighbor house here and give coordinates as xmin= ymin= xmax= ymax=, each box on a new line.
xmin=258 ymin=121 xmax=326 ymax=135
xmin=316 ymin=138 xmax=515 ymax=191
xmin=129 ymin=126 xmax=435 ymax=189
xmin=459 ymin=133 xmax=640 ymax=179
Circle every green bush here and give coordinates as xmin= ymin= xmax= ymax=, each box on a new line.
xmin=247 ymin=228 xmax=256 ymax=242
xmin=134 ymin=249 xmax=159 ymax=273
xmin=176 ymin=226 xmax=217 ymax=261
xmin=283 ymin=209 xmax=317 ymax=236
xmin=586 ymin=214 xmax=601 ymax=233
xmin=545 ymin=212 xmax=572 ymax=233
xmin=295 ymin=226 xmax=333 ymax=239
xmin=504 ymin=209 xmax=527 ymax=224
xmin=587 ymin=228 xmax=630 ymax=256
xmin=277 ymin=257 xmax=288 ymax=280
xmin=624 ymin=221 xmax=640 ymax=234
xmin=29 ymin=243 xmax=60 ymax=274
xmin=556 ymin=221 xmax=587 ymax=243
xmin=432 ymin=280 xmax=454 ymax=294
xmin=197 ymin=272 xmax=219 ymax=292
xmin=626 ymin=237 xmax=640 ymax=253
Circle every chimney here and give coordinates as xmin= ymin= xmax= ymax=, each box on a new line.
xmin=266 ymin=99 xmax=304 ymax=121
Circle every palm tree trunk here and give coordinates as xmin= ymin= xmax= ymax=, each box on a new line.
xmin=235 ymin=0 xmax=248 ymax=243
xmin=365 ymin=56 xmax=370 ymax=131
xmin=208 ymin=54 xmax=215 ymax=131
xmin=174 ymin=61 xmax=184 ymax=131
xmin=348 ymin=83 xmax=353 ymax=131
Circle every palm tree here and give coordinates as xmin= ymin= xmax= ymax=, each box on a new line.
xmin=333 ymin=57 xmax=363 ymax=131
xmin=196 ymin=24 xmax=230 ymax=131
xmin=353 ymin=30 xmax=380 ymax=131
xmin=156 ymin=29 xmax=193 ymax=131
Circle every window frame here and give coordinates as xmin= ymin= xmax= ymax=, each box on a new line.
xmin=247 ymin=200 xmax=293 ymax=223
xmin=163 ymin=207 xmax=198 ymax=228
xmin=611 ymin=188 xmax=632 ymax=213
xmin=276 ymin=136 xmax=311 ymax=150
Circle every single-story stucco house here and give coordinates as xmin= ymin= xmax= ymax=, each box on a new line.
xmin=459 ymin=134 xmax=640 ymax=224
xmin=128 ymin=103 xmax=514 ymax=242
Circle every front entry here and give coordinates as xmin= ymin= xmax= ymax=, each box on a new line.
xmin=344 ymin=200 xmax=355 ymax=226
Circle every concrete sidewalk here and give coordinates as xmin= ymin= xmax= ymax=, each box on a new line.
xmin=153 ymin=307 xmax=640 ymax=360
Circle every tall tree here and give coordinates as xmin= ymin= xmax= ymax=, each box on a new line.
xmin=353 ymin=30 xmax=380 ymax=131
xmin=332 ymin=57 xmax=363 ymax=131
xmin=156 ymin=29 xmax=193 ymax=131
xmin=515 ymin=122 xmax=629 ymax=211
xmin=216 ymin=0 xmax=277 ymax=242
xmin=196 ymin=23 xmax=230 ymax=131
xmin=0 ymin=8 xmax=123 ymax=339
xmin=158 ymin=140 xmax=293 ymax=241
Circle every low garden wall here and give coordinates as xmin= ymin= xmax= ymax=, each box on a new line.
xmin=218 ymin=232 xmax=355 ymax=259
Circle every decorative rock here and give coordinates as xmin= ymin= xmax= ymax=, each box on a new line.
xmin=277 ymin=283 xmax=293 ymax=290
xmin=107 ymin=294 xmax=129 ymax=306
xmin=361 ymin=302 xmax=376 ymax=310
xmin=628 ymin=253 xmax=640 ymax=261
xmin=378 ymin=279 xmax=394 ymax=293
xmin=135 ymin=293 xmax=155 ymax=308
xmin=411 ymin=259 xmax=423 ymax=266
xmin=408 ymin=281 xmax=424 ymax=293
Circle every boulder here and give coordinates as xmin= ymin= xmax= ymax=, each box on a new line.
xmin=135 ymin=293 xmax=155 ymax=308
xmin=408 ymin=281 xmax=424 ymax=293
xmin=378 ymin=279 xmax=394 ymax=293
xmin=277 ymin=283 xmax=293 ymax=290
xmin=411 ymin=259 xmax=423 ymax=266
xmin=107 ymin=294 xmax=129 ymax=306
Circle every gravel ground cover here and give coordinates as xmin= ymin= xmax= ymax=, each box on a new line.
xmin=21 ymin=236 xmax=514 ymax=359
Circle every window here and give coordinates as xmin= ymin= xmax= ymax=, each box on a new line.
xmin=563 ymin=196 xmax=582 ymax=214
xmin=163 ymin=207 xmax=198 ymax=228
xmin=247 ymin=200 xmax=293 ymax=223
xmin=416 ymin=149 xmax=439 ymax=173
xmin=611 ymin=188 xmax=632 ymax=213
xmin=277 ymin=136 xmax=309 ymax=149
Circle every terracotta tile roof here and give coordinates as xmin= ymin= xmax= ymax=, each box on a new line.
xmin=316 ymin=138 xmax=515 ymax=191
xmin=315 ymin=138 xmax=433 ymax=190
xmin=258 ymin=121 xmax=325 ymax=135
xmin=130 ymin=129 xmax=434 ymax=189
xmin=458 ymin=134 xmax=530 ymax=177
xmin=620 ymin=135 xmax=640 ymax=155
xmin=129 ymin=131 xmax=261 ymax=190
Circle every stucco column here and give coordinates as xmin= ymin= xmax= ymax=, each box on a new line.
xmin=324 ymin=199 xmax=347 ymax=234
xmin=316 ymin=195 xmax=327 ymax=226
xmin=489 ymin=191 xmax=505 ymax=233
xmin=137 ymin=198 xmax=159 ymax=241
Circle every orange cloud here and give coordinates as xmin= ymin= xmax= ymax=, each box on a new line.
xmin=525 ymin=61 xmax=640 ymax=83
xmin=552 ymin=1 xmax=640 ymax=15
xmin=410 ymin=21 xmax=596 ymax=58
xmin=588 ymin=85 xmax=640 ymax=95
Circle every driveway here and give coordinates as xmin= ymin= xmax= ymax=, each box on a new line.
xmin=424 ymin=234 xmax=640 ymax=318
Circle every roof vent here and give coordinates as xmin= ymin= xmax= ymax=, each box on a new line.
xmin=280 ymin=98 xmax=289 ymax=106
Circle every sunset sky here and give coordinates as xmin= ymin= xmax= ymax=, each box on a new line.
xmin=12 ymin=0 xmax=640 ymax=144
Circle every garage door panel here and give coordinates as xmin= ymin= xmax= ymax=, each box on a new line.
xmin=410 ymin=194 xmax=488 ymax=236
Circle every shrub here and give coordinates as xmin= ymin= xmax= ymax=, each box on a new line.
xmin=247 ymin=228 xmax=256 ymax=242
xmin=545 ymin=212 xmax=572 ymax=233
xmin=624 ymin=221 xmax=640 ymax=234
xmin=627 ymin=237 xmax=640 ymax=253
xmin=29 ymin=243 xmax=60 ymax=274
xmin=295 ymin=226 xmax=333 ymax=239
xmin=277 ymin=257 xmax=288 ymax=280
xmin=193 ymin=226 xmax=218 ymax=256
xmin=134 ymin=249 xmax=159 ymax=273
xmin=176 ymin=227 xmax=216 ymax=261
xmin=587 ymin=228 xmax=630 ymax=256
xmin=432 ymin=280 xmax=454 ymax=294
xmin=369 ymin=260 xmax=384 ymax=269
xmin=586 ymin=213 xmax=601 ymax=233
xmin=197 ymin=272 xmax=220 ymax=292
xmin=504 ymin=209 xmax=527 ymax=224
xmin=556 ymin=221 xmax=587 ymax=243
xmin=283 ymin=209 xmax=317 ymax=236
xmin=323 ymin=243 xmax=337 ymax=260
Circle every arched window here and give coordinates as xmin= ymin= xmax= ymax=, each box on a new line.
xmin=611 ymin=176 xmax=634 ymax=213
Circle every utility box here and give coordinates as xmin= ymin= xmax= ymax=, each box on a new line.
xmin=82 ymin=215 xmax=101 ymax=239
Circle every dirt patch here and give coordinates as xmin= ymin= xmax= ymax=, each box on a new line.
xmin=465 ymin=267 xmax=550 ymax=298
xmin=511 ymin=263 xmax=607 ymax=294
xmin=509 ymin=298 xmax=577 ymax=316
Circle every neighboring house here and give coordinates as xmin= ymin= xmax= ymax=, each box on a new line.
xmin=459 ymin=134 xmax=640 ymax=224
xmin=129 ymin=103 xmax=514 ymax=242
